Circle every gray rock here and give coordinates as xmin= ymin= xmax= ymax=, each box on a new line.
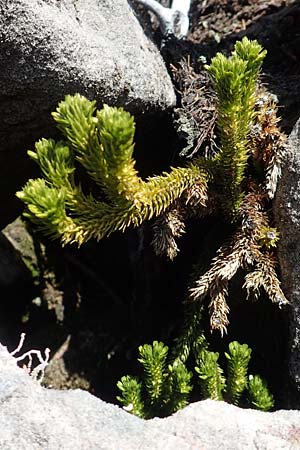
xmin=274 ymin=118 xmax=300 ymax=408
xmin=0 ymin=233 xmax=29 ymax=287
xmin=0 ymin=216 xmax=39 ymax=288
xmin=1 ymin=342 xmax=300 ymax=450
xmin=1 ymin=217 xmax=39 ymax=284
xmin=0 ymin=0 xmax=176 ymax=227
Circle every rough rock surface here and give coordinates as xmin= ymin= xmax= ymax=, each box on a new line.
xmin=1 ymin=217 xmax=39 ymax=285
xmin=274 ymin=118 xmax=300 ymax=408
xmin=1 ymin=343 xmax=300 ymax=450
xmin=0 ymin=0 xmax=176 ymax=227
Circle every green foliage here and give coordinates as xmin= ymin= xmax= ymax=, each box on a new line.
xmin=117 ymin=341 xmax=193 ymax=419
xmin=189 ymin=37 xmax=287 ymax=335
xmin=195 ymin=350 xmax=226 ymax=400
xmin=195 ymin=341 xmax=273 ymax=411
xmin=258 ymin=226 xmax=280 ymax=249
xmin=166 ymin=361 xmax=194 ymax=413
xmin=248 ymin=374 xmax=274 ymax=411
xmin=206 ymin=37 xmax=266 ymax=217
xmin=117 ymin=376 xmax=145 ymax=418
xmin=17 ymin=38 xmax=283 ymax=338
xmin=18 ymin=38 xmax=267 ymax=236
xmin=17 ymin=39 xmax=282 ymax=413
xmin=17 ymin=94 xmax=207 ymax=246
xmin=225 ymin=341 xmax=251 ymax=404
xmin=17 ymin=39 xmax=285 ymax=331
xmin=117 ymin=339 xmax=274 ymax=419
xmin=172 ymin=303 xmax=207 ymax=365
xmin=138 ymin=341 xmax=168 ymax=406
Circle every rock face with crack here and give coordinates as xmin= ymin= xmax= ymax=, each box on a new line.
xmin=0 ymin=0 xmax=176 ymax=226
xmin=274 ymin=118 xmax=300 ymax=408
xmin=1 ymin=343 xmax=300 ymax=450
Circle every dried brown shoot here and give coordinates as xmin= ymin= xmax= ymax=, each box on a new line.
xmin=209 ymin=280 xmax=230 ymax=336
xmin=151 ymin=179 xmax=209 ymax=259
xmin=250 ymin=88 xmax=287 ymax=199
xmin=189 ymin=190 xmax=288 ymax=333
xmin=152 ymin=205 xmax=185 ymax=260
xmin=244 ymin=251 xmax=288 ymax=307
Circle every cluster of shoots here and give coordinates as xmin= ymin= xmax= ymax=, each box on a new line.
xmin=17 ymin=39 xmax=287 ymax=335
xmin=117 ymin=339 xmax=274 ymax=419
xmin=16 ymin=37 xmax=287 ymax=412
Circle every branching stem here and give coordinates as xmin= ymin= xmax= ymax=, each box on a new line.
xmin=136 ymin=0 xmax=191 ymax=38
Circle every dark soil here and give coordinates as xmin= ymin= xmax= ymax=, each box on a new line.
xmin=190 ymin=0 xmax=300 ymax=131
xmin=1 ymin=0 xmax=300 ymax=409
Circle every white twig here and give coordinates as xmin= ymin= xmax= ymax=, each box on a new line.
xmin=30 ymin=348 xmax=51 ymax=383
xmin=11 ymin=332 xmax=26 ymax=356
xmin=10 ymin=333 xmax=50 ymax=383
xmin=136 ymin=0 xmax=191 ymax=38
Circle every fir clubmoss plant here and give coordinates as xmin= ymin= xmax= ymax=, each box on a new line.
xmin=17 ymin=38 xmax=288 ymax=336
xmin=248 ymin=374 xmax=274 ymax=411
xmin=151 ymin=40 xmax=287 ymax=337
xmin=138 ymin=341 xmax=169 ymax=407
xmin=195 ymin=341 xmax=274 ymax=409
xmin=186 ymin=39 xmax=288 ymax=334
xmin=189 ymin=190 xmax=288 ymax=334
xmin=206 ymin=38 xmax=266 ymax=217
xmin=116 ymin=375 xmax=145 ymax=418
xmin=117 ymin=341 xmax=193 ymax=419
xmin=17 ymin=95 xmax=207 ymax=245
xmin=117 ymin=339 xmax=274 ymax=418
xmin=195 ymin=350 xmax=226 ymax=401
xmin=224 ymin=341 xmax=251 ymax=405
